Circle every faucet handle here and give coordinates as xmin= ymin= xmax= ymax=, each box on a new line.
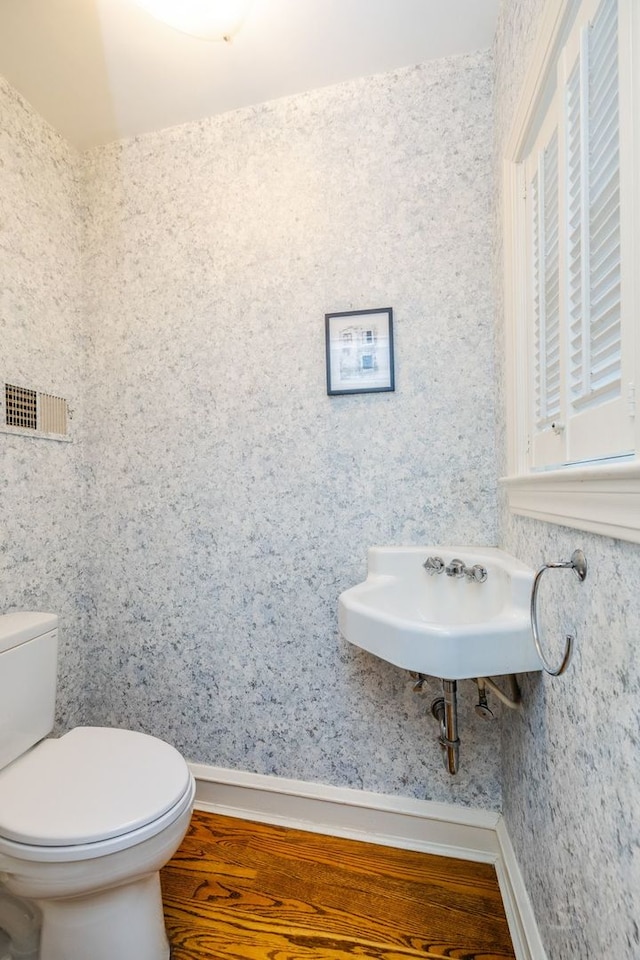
xmin=467 ymin=564 xmax=488 ymax=583
xmin=423 ymin=556 xmax=445 ymax=575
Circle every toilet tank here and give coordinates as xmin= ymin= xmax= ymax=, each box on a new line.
xmin=0 ymin=612 xmax=58 ymax=771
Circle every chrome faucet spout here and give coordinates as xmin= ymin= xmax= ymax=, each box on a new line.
xmin=445 ymin=558 xmax=466 ymax=578
xmin=444 ymin=559 xmax=488 ymax=582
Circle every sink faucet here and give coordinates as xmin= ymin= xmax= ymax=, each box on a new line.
xmin=445 ymin=559 xmax=488 ymax=582
xmin=424 ymin=556 xmax=488 ymax=582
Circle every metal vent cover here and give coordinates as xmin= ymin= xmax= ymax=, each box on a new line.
xmin=5 ymin=383 xmax=37 ymax=430
xmin=2 ymin=382 xmax=70 ymax=441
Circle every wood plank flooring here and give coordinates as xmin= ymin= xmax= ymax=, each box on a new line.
xmin=160 ymin=810 xmax=516 ymax=960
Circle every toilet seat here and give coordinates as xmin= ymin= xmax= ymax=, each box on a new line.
xmin=0 ymin=727 xmax=194 ymax=861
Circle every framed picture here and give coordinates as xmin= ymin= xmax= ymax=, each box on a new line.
xmin=325 ymin=307 xmax=395 ymax=396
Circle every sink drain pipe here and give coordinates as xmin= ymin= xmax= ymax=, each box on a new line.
xmin=421 ymin=674 xmax=521 ymax=774
xmin=431 ymin=680 xmax=460 ymax=775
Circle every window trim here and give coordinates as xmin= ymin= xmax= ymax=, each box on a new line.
xmin=502 ymin=0 xmax=640 ymax=542
xmin=503 ymin=461 xmax=640 ymax=543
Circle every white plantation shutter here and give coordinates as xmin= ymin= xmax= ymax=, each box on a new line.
xmin=504 ymin=0 xmax=640 ymax=540
xmin=585 ymin=0 xmax=620 ymax=402
xmin=528 ymin=114 xmax=564 ymax=467
xmin=567 ymin=55 xmax=586 ymax=408
xmin=537 ymin=132 xmax=561 ymax=427
xmin=526 ymin=0 xmax=634 ymax=469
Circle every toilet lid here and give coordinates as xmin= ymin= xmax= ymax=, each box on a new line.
xmin=0 ymin=727 xmax=192 ymax=846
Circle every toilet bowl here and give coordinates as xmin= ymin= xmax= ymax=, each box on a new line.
xmin=0 ymin=727 xmax=195 ymax=960
xmin=0 ymin=614 xmax=196 ymax=960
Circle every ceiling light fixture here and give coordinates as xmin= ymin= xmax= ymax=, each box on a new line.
xmin=130 ymin=0 xmax=254 ymax=42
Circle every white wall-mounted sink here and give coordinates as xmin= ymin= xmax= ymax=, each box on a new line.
xmin=339 ymin=546 xmax=541 ymax=680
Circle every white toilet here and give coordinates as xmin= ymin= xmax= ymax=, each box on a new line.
xmin=0 ymin=612 xmax=196 ymax=960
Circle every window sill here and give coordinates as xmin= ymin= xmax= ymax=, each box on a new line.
xmin=501 ymin=462 xmax=640 ymax=544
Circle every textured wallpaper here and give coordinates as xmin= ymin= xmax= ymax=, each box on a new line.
xmin=493 ymin=2 xmax=640 ymax=957
xmin=79 ymin=54 xmax=503 ymax=807
xmin=5 ymin=9 xmax=639 ymax=948
xmin=0 ymin=77 xmax=88 ymax=728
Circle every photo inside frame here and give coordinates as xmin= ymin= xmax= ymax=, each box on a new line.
xmin=326 ymin=308 xmax=394 ymax=395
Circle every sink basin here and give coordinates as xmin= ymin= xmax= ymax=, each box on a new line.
xmin=339 ymin=546 xmax=541 ymax=680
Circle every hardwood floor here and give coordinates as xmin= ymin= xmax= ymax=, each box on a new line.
xmin=161 ymin=810 xmax=516 ymax=960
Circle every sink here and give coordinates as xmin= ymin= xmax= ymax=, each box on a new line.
xmin=339 ymin=546 xmax=541 ymax=680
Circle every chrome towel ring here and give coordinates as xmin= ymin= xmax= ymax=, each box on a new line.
xmin=530 ymin=549 xmax=587 ymax=676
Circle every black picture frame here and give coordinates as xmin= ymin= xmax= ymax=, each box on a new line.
xmin=325 ymin=307 xmax=395 ymax=396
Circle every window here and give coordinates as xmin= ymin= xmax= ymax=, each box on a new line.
xmin=503 ymin=0 xmax=640 ymax=543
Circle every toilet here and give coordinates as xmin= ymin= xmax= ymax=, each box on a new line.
xmin=0 ymin=612 xmax=196 ymax=960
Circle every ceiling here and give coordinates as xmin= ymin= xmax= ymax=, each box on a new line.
xmin=0 ymin=0 xmax=500 ymax=150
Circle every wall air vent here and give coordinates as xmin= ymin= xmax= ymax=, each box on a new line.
xmin=2 ymin=382 xmax=71 ymax=442
xmin=5 ymin=383 xmax=37 ymax=430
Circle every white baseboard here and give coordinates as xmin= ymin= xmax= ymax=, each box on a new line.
xmin=189 ymin=763 xmax=547 ymax=960
xmin=495 ymin=818 xmax=549 ymax=960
